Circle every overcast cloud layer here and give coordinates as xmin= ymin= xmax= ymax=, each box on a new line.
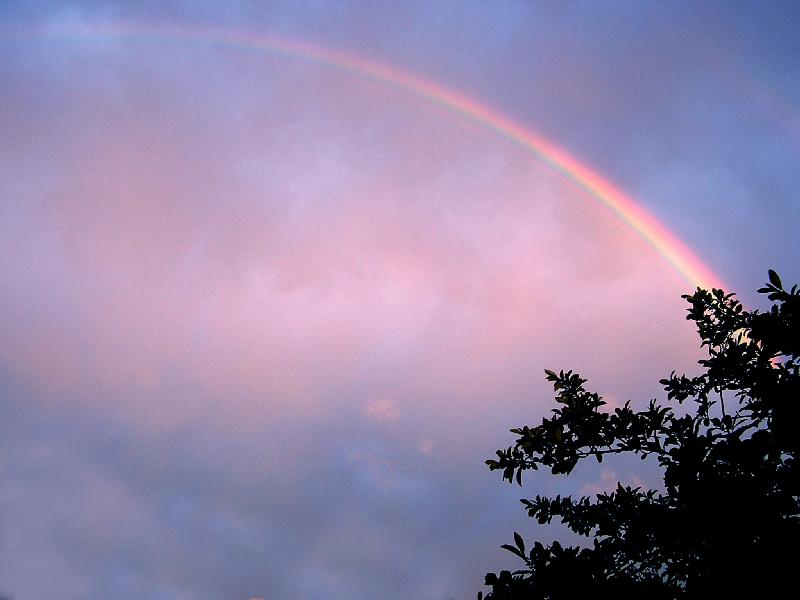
xmin=1 ymin=2 xmax=799 ymax=599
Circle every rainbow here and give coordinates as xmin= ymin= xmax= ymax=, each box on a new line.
xmin=2 ymin=21 xmax=723 ymax=290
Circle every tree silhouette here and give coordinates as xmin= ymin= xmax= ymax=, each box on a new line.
xmin=480 ymin=271 xmax=799 ymax=599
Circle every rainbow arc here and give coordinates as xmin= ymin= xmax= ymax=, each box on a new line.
xmin=2 ymin=22 xmax=724 ymax=290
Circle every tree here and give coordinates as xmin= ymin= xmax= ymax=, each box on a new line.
xmin=479 ymin=271 xmax=799 ymax=599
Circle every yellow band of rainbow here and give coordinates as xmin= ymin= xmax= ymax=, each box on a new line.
xmin=2 ymin=22 xmax=724 ymax=290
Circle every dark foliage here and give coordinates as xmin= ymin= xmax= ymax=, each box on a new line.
xmin=480 ymin=271 xmax=799 ymax=599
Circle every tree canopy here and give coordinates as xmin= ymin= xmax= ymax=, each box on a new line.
xmin=480 ymin=271 xmax=799 ymax=599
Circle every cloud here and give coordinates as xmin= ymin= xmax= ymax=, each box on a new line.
xmin=363 ymin=399 xmax=399 ymax=422
xmin=418 ymin=438 xmax=434 ymax=456
xmin=4 ymin=2 xmax=794 ymax=599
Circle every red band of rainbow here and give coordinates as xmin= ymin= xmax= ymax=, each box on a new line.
xmin=2 ymin=22 xmax=724 ymax=290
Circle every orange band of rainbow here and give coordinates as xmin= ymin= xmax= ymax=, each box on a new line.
xmin=2 ymin=22 xmax=724 ymax=290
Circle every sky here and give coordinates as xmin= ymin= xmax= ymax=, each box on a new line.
xmin=0 ymin=1 xmax=798 ymax=599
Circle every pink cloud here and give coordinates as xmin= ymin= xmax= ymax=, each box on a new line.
xmin=0 ymin=9 xmax=764 ymax=600
xmin=0 ymin=26 xmax=706 ymax=538
xmin=363 ymin=399 xmax=400 ymax=422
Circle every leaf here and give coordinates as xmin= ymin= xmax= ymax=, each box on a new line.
xmin=514 ymin=531 xmax=525 ymax=555
xmin=768 ymin=269 xmax=782 ymax=288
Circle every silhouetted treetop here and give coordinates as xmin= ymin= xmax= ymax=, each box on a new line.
xmin=479 ymin=271 xmax=799 ymax=599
